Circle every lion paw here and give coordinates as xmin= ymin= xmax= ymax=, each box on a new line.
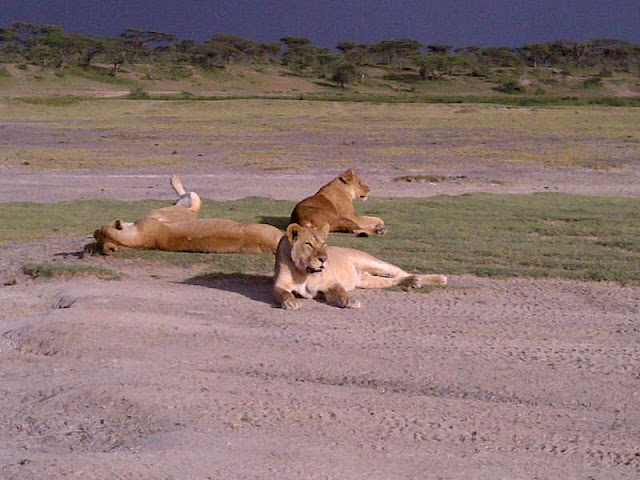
xmin=343 ymin=297 xmax=361 ymax=309
xmin=282 ymin=298 xmax=302 ymax=310
xmin=402 ymin=275 xmax=423 ymax=289
xmin=329 ymin=295 xmax=361 ymax=309
xmin=432 ymin=275 xmax=448 ymax=286
xmin=405 ymin=274 xmax=448 ymax=288
xmin=345 ymin=298 xmax=362 ymax=308
xmin=375 ymin=223 xmax=388 ymax=236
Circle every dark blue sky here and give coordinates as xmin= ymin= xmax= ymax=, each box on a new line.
xmin=1 ymin=0 xmax=639 ymax=48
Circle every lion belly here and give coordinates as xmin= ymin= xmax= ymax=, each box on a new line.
xmin=156 ymin=219 xmax=282 ymax=253
xmin=146 ymin=205 xmax=199 ymax=223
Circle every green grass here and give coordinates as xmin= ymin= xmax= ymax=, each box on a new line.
xmin=353 ymin=194 xmax=640 ymax=285
xmin=23 ymin=263 xmax=121 ymax=280
xmin=15 ymin=95 xmax=89 ymax=106
xmin=2 ymin=193 xmax=639 ymax=284
xmin=13 ymin=92 xmax=640 ymax=107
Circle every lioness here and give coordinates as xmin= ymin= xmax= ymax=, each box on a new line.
xmin=94 ymin=175 xmax=283 ymax=255
xmin=290 ymin=169 xmax=387 ymax=236
xmin=273 ymin=223 xmax=447 ymax=309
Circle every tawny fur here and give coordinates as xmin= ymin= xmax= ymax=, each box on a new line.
xmin=290 ymin=168 xmax=387 ymax=237
xmin=273 ymin=223 xmax=447 ymax=310
xmin=94 ymin=175 xmax=283 ymax=255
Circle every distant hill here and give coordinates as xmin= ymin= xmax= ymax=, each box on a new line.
xmin=1 ymin=23 xmax=639 ymax=101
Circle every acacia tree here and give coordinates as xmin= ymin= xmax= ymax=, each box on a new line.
xmin=193 ymin=40 xmax=240 ymax=67
xmin=427 ymin=44 xmax=452 ymax=55
xmin=332 ymin=62 xmax=358 ymax=87
xmin=209 ymin=33 xmax=256 ymax=61
xmin=37 ymin=29 xmax=102 ymax=68
xmin=522 ymin=43 xmax=552 ymax=67
xmin=254 ymin=42 xmax=282 ymax=63
xmin=97 ymin=37 xmax=134 ymax=74
xmin=118 ymin=28 xmax=177 ymax=62
xmin=368 ymin=39 xmax=423 ymax=66
xmin=0 ymin=22 xmax=59 ymax=63
xmin=280 ymin=36 xmax=321 ymax=73
xmin=337 ymin=41 xmax=372 ymax=65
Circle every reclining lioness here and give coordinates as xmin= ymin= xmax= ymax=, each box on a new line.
xmin=273 ymin=223 xmax=447 ymax=310
xmin=94 ymin=175 xmax=283 ymax=255
xmin=290 ymin=169 xmax=387 ymax=237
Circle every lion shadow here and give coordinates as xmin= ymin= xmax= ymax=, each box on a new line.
xmin=181 ymin=272 xmax=275 ymax=305
xmin=259 ymin=216 xmax=290 ymax=230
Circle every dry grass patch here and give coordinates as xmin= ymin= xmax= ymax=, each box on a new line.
xmin=1 ymin=147 xmax=178 ymax=169
xmin=23 ymin=263 xmax=121 ymax=280
xmin=1 ymin=99 xmax=639 ymax=171
xmin=452 ymin=144 xmax=624 ymax=169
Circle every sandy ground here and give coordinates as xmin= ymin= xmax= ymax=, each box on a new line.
xmin=1 ymin=163 xmax=639 ymax=479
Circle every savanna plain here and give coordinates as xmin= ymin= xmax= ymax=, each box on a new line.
xmin=1 ymin=95 xmax=639 ymax=479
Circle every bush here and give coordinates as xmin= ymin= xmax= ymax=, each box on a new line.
xmin=127 ymin=86 xmax=149 ymax=99
xmin=583 ymin=77 xmax=603 ymax=89
xmin=495 ymin=77 xmax=525 ymax=94
xmin=168 ymin=65 xmax=193 ymax=79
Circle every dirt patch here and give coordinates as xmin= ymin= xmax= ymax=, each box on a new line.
xmin=1 ymin=164 xmax=640 ymax=479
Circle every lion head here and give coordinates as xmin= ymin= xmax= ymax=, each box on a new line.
xmin=339 ymin=168 xmax=371 ymax=201
xmin=93 ymin=219 xmax=133 ymax=255
xmin=286 ymin=223 xmax=330 ymax=275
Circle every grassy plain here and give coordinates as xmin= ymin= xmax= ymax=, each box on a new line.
xmin=3 ymin=194 xmax=639 ymax=284
xmin=1 ymin=98 xmax=639 ymax=170
xmin=2 ymin=84 xmax=639 ymax=284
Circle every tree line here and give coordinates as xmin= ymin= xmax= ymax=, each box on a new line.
xmin=1 ymin=22 xmax=639 ymax=85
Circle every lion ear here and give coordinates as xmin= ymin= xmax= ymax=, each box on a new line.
xmin=339 ymin=168 xmax=355 ymax=183
xmin=286 ymin=223 xmax=303 ymax=243
xmin=318 ymin=223 xmax=330 ymax=239
xmin=115 ymin=219 xmax=123 ymax=230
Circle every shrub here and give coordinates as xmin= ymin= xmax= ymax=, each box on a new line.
xmin=127 ymin=86 xmax=150 ymax=99
xmin=583 ymin=77 xmax=603 ymax=89
xmin=495 ymin=77 xmax=525 ymax=93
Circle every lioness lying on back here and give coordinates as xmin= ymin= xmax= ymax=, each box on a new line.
xmin=273 ymin=223 xmax=447 ymax=309
xmin=94 ymin=175 xmax=283 ymax=255
xmin=290 ymin=169 xmax=387 ymax=237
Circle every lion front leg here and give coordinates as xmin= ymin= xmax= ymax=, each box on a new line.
xmin=323 ymin=286 xmax=361 ymax=309
xmin=273 ymin=286 xmax=302 ymax=310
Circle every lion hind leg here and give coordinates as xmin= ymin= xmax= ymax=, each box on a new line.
xmin=331 ymin=215 xmax=376 ymax=236
xmin=359 ymin=272 xmax=447 ymax=290
xmin=170 ymin=176 xmax=201 ymax=215
xmin=358 ymin=271 xmax=407 ymax=289
xmin=353 ymin=215 xmax=387 ymax=236
xmin=355 ymin=255 xmax=409 ymax=278
xmin=170 ymin=175 xmax=187 ymax=196
xmin=355 ymin=255 xmax=447 ymax=290
xmin=399 ymin=274 xmax=448 ymax=289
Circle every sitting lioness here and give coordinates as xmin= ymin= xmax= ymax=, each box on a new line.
xmin=290 ymin=169 xmax=387 ymax=236
xmin=94 ymin=175 xmax=283 ymax=255
xmin=273 ymin=223 xmax=447 ymax=309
